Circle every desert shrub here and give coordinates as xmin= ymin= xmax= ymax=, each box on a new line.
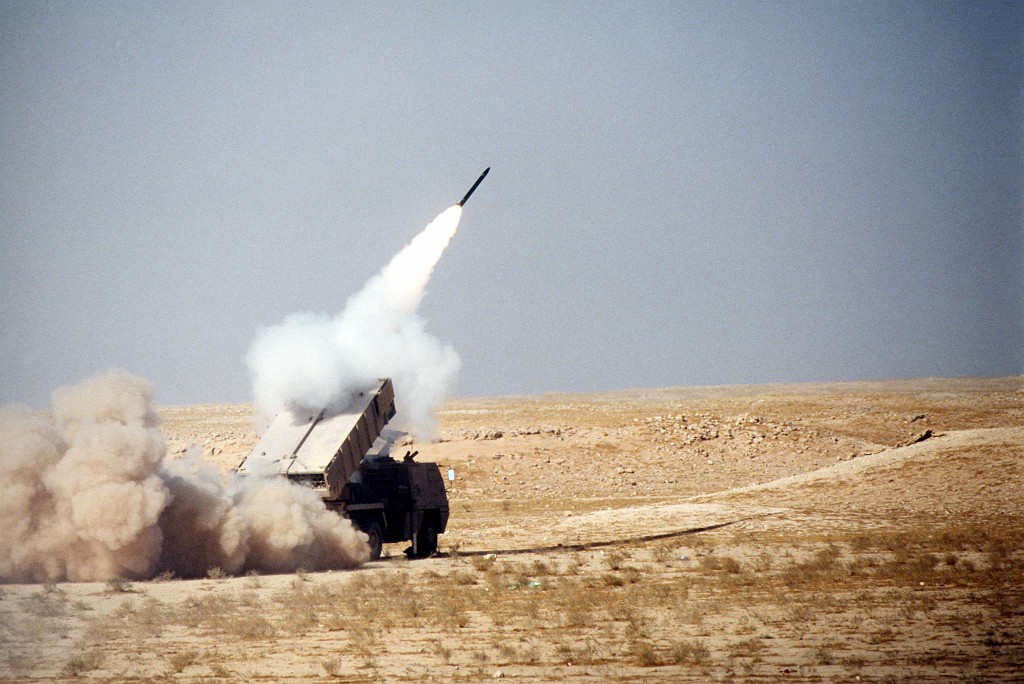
xmin=210 ymin=663 xmax=231 ymax=678
xmin=433 ymin=640 xmax=452 ymax=664
xmin=651 ymin=543 xmax=676 ymax=563
xmin=438 ymin=600 xmax=470 ymax=629
xmin=176 ymin=592 xmax=276 ymax=640
xmin=669 ymin=639 xmax=711 ymax=666
xmin=720 ymin=556 xmax=743 ymax=574
xmin=557 ymin=639 xmax=602 ymax=665
xmin=603 ymin=550 xmax=628 ymax=571
xmin=496 ymin=641 xmax=517 ymax=662
xmin=561 ymin=605 xmax=591 ymax=628
xmin=783 ymin=603 xmax=813 ymax=624
xmin=396 ymin=591 xmax=424 ymax=620
xmin=471 ymin=555 xmax=495 ymax=572
xmin=843 ymin=654 xmax=867 ymax=675
xmin=501 ymin=563 xmax=532 ymax=590
xmin=531 ymin=559 xmax=553 ymax=576
xmin=166 ymin=650 xmax=198 ymax=673
xmin=321 ymin=608 xmax=348 ymax=632
xmin=753 ymin=552 xmax=774 ymax=573
xmin=601 ymin=572 xmax=625 ymax=587
xmin=280 ymin=604 xmax=318 ymax=635
xmin=517 ymin=641 xmax=541 ymax=664
xmin=61 ymin=650 xmax=103 ymax=677
xmin=552 ymin=578 xmax=594 ymax=627
xmin=781 ymin=547 xmax=844 ymax=587
xmin=876 ymin=548 xmax=938 ymax=583
xmin=451 ymin=569 xmax=477 ymax=586
xmin=348 ymin=623 xmax=382 ymax=669
xmin=321 ymin=659 xmax=344 ymax=676
xmin=812 ymin=646 xmax=834 ymax=665
xmin=629 ymin=639 xmax=660 ymax=666
xmin=226 ymin=613 xmax=277 ymax=640
xmin=25 ymin=588 xmax=68 ymax=617
xmin=728 ymin=637 xmax=766 ymax=658
xmin=180 ymin=593 xmax=233 ymax=626
xmin=869 ymin=626 xmax=897 ymax=644
xmin=495 ymin=638 xmax=544 ymax=663
xmin=700 ymin=554 xmax=743 ymax=574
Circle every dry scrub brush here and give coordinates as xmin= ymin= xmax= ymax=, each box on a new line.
xmin=4 ymin=518 xmax=1018 ymax=681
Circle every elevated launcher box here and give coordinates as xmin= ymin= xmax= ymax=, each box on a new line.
xmin=237 ymin=379 xmax=396 ymax=501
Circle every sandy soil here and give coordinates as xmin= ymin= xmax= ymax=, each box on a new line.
xmin=1 ymin=376 xmax=1021 ymax=681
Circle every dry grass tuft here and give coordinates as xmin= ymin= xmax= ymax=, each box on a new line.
xmin=24 ymin=586 xmax=69 ymax=617
xmin=668 ymin=638 xmax=712 ymax=666
xmin=166 ymin=650 xmax=198 ymax=673
xmin=61 ymin=649 xmax=104 ymax=678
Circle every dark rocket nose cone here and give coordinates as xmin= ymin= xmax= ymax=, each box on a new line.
xmin=458 ymin=168 xmax=490 ymax=206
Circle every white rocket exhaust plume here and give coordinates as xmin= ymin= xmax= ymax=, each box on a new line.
xmin=246 ymin=205 xmax=464 ymax=438
xmin=0 ymin=371 xmax=369 ymax=583
xmin=0 ymin=189 xmax=478 ymax=582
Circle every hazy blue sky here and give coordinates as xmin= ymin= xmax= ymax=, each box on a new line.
xmin=2 ymin=1 xmax=1021 ymax=407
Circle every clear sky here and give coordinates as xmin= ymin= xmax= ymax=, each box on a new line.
xmin=1 ymin=1 xmax=1021 ymax=407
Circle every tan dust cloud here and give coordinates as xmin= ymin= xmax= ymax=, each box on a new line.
xmin=0 ymin=371 xmax=368 ymax=583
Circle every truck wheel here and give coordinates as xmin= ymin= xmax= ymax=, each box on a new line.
xmin=363 ymin=521 xmax=383 ymax=561
xmin=415 ymin=522 xmax=438 ymax=558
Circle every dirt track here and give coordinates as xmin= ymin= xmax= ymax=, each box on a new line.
xmin=1 ymin=376 xmax=1021 ymax=681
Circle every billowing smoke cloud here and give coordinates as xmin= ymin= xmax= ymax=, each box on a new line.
xmin=246 ymin=205 xmax=463 ymax=439
xmin=0 ymin=371 xmax=369 ymax=583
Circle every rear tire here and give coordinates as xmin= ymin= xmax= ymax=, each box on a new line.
xmin=415 ymin=522 xmax=438 ymax=558
xmin=362 ymin=520 xmax=383 ymax=561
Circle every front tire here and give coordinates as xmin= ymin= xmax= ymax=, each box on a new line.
xmin=362 ymin=520 xmax=383 ymax=561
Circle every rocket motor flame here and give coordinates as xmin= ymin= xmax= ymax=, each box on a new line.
xmin=246 ymin=205 xmax=464 ymax=438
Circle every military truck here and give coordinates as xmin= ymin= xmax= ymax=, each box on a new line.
xmin=237 ymin=379 xmax=448 ymax=560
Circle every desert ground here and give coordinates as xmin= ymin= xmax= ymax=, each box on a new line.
xmin=1 ymin=376 xmax=1021 ymax=682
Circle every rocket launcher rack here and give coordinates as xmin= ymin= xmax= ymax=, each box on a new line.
xmin=237 ymin=378 xmax=397 ymax=501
